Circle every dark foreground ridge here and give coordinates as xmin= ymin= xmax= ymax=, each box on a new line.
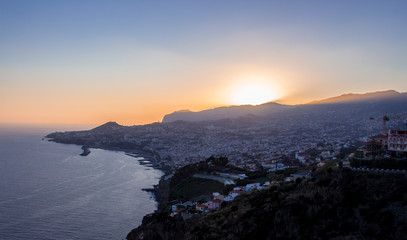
xmin=127 ymin=165 xmax=407 ymax=240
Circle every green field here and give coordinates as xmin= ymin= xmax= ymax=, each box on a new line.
xmin=172 ymin=176 xmax=225 ymax=201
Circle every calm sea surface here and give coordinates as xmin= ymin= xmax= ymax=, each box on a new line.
xmin=0 ymin=131 xmax=162 ymax=240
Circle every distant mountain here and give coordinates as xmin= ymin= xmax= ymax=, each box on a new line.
xmin=162 ymin=102 xmax=291 ymax=123
xmin=162 ymin=90 xmax=407 ymax=123
xmin=307 ymin=90 xmax=404 ymax=104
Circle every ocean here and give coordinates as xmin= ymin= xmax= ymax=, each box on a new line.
xmin=0 ymin=131 xmax=162 ymax=240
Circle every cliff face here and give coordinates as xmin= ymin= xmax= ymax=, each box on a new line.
xmin=127 ymin=167 xmax=407 ymax=240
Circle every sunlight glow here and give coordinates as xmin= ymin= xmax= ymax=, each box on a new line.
xmin=229 ymin=79 xmax=281 ymax=105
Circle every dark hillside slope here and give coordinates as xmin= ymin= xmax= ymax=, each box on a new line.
xmin=127 ymin=167 xmax=407 ymax=240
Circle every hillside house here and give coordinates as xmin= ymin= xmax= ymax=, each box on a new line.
xmin=196 ymin=204 xmax=208 ymax=212
xmin=229 ymin=190 xmax=242 ymax=199
xmin=171 ymin=204 xmax=185 ymax=212
xmin=233 ymin=186 xmax=244 ymax=191
xmin=245 ymin=183 xmax=260 ymax=192
xmin=207 ymin=199 xmax=222 ymax=209
xmin=388 ymin=130 xmax=407 ymax=157
xmin=291 ymin=172 xmax=311 ymax=181
xmin=212 ymin=192 xmax=224 ymax=200
xmin=170 ymin=208 xmax=185 ymax=217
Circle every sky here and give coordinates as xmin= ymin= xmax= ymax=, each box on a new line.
xmin=1 ymin=0 xmax=407 ymax=127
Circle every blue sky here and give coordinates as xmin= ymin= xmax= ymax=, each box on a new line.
xmin=1 ymin=0 xmax=406 ymax=125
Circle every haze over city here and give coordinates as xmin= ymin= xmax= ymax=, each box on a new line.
xmin=1 ymin=0 xmax=406 ymax=127
xmin=2 ymin=1 xmax=407 ymax=240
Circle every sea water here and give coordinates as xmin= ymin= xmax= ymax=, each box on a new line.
xmin=0 ymin=131 xmax=162 ymax=240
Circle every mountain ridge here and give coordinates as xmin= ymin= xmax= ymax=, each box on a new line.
xmin=162 ymin=102 xmax=291 ymax=123
xmin=162 ymin=90 xmax=406 ymax=123
xmin=307 ymin=90 xmax=403 ymax=105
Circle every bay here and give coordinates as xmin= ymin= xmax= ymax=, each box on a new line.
xmin=0 ymin=131 xmax=162 ymax=240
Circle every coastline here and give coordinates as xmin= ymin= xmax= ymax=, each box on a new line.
xmin=46 ymin=136 xmax=166 ymax=170
xmin=87 ymin=146 xmax=170 ymax=232
xmin=45 ymin=137 xmax=170 ymax=213
xmin=45 ymin=134 xmax=175 ymax=239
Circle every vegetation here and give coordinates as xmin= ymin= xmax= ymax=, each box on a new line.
xmin=172 ymin=177 xmax=224 ymax=201
xmin=337 ymin=143 xmax=361 ymax=159
xmin=267 ymin=167 xmax=298 ymax=181
xmin=168 ymin=156 xmax=231 ymax=201
xmin=351 ymin=158 xmax=407 ymax=170
xmin=128 ymin=166 xmax=407 ymax=240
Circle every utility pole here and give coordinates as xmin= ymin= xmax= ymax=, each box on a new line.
xmin=382 ymin=115 xmax=389 ymax=135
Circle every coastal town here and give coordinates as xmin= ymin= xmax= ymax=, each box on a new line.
xmin=47 ymin=109 xmax=407 ymax=173
xmin=169 ymin=172 xmax=312 ymax=219
xmin=126 ymin=111 xmax=407 ymax=171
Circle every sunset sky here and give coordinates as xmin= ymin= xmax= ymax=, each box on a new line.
xmin=1 ymin=0 xmax=406 ymax=127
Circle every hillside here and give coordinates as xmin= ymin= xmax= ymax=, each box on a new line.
xmin=162 ymin=102 xmax=290 ymax=123
xmin=127 ymin=166 xmax=407 ymax=240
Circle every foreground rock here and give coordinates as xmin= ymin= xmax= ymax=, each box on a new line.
xmin=80 ymin=146 xmax=91 ymax=156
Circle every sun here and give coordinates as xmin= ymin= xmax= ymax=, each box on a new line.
xmin=229 ymin=81 xmax=280 ymax=105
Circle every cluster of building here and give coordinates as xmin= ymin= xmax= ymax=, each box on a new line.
xmin=170 ymin=171 xmax=312 ymax=218
xmin=388 ymin=130 xmax=407 ymax=156
xmin=169 ymin=181 xmax=271 ymax=218
xmin=131 ymin=115 xmax=367 ymax=170
xmin=51 ymin=109 xmax=407 ymax=171
xmin=364 ymin=129 xmax=407 ymax=158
